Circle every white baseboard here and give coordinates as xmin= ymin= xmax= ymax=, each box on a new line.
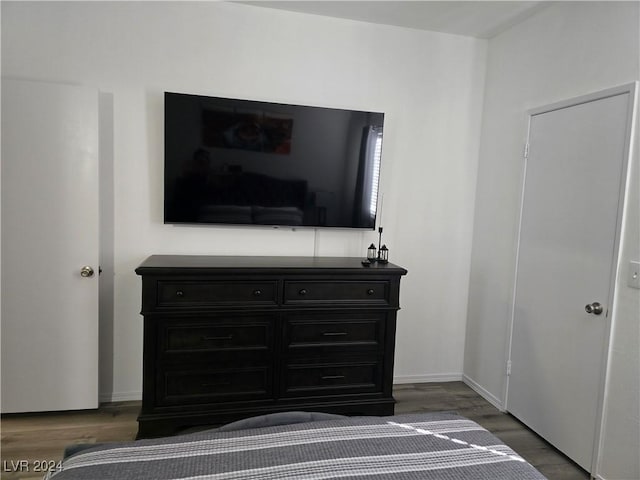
xmin=101 ymin=375 xmax=499 ymax=408
xmin=100 ymin=391 xmax=142 ymax=403
xmin=461 ymin=374 xmax=505 ymax=411
xmin=393 ymin=373 xmax=463 ymax=384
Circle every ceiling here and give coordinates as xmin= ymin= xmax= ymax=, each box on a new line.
xmin=237 ymin=1 xmax=548 ymax=39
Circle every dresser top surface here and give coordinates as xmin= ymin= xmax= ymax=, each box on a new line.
xmin=136 ymin=255 xmax=407 ymax=275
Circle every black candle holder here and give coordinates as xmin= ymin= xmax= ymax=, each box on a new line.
xmin=367 ymin=243 xmax=377 ymax=262
xmin=377 ymin=227 xmax=389 ymax=263
xmin=363 ymin=227 xmax=389 ymax=264
xmin=378 ymin=244 xmax=389 ymax=263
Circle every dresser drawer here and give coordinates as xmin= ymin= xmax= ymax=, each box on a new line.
xmin=283 ymin=361 xmax=381 ymax=397
xmin=162 ymin=321 xmax=271 ymax=354
xmin=157 ymin=281 xmax=277 ymax=307
xmin=284 ymin=313 xmax=384 ymax=352
xmin=159 ymin=367 xmax=272 ymax=405
xmin=283 ymin=281 xmax=389 ymax=305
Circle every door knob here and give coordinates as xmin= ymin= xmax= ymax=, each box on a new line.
xmin=585 ymin=302 xmax=603 ymax=315
xmin=80 ymin=266 xmax=95 ymax=278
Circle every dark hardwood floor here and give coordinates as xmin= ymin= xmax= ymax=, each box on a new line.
xmin=393 ymin=383 xmax=589 ymax=480
xmin=1 ymin=382 xmax=589 ymax=480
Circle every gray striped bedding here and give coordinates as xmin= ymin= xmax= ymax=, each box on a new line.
xmin=47 ymin=412 xmax=547 ymax=479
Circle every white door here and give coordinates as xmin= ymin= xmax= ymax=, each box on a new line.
xmin=1 ymin=78 xmax=99 ymax=413
xmin=507 ymin=85 xmax=635 ymax=472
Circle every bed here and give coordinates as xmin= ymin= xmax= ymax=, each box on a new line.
xmin=47 ymin=412 xmax=547 ymax=479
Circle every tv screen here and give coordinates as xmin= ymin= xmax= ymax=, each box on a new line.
xmin=164 ymin=92 xmax=384 ymax=229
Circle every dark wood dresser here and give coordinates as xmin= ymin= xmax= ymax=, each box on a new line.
xmin=135 ymin=255 xmax=407 ymax=438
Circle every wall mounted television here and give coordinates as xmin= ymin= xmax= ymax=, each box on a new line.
xmin=164 ymin=92 xmax=385 ymax=229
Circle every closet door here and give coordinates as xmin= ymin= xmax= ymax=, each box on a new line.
xmin=508 ymin=85 xmax=635 ymax=472
xmin=1 ymin=78 xmax=99 ymax=412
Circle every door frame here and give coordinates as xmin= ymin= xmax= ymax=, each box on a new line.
xmin=504 ymin=82 xmax=638 ymax=473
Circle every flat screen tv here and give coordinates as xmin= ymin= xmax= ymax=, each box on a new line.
xmin=164 ymin=92 xmax=385 ymax=229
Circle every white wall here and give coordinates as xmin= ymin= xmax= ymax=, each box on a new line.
xmin=1 ymin=2 xmax=486 ymax=400
xmin=464 ymin=2 xmax=639 ymax=478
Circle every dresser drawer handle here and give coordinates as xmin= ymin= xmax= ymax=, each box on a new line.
xmin=298 ymin=289 xmax=308 ymax=296
xmin=323 ymin=332 xmax=348 ymax=337
xmin=253 ymin=289 xmax=262 ymax=296
xmin=367 ymin=289 xmax=375 ymax=295
xmin=201 ymin=335 xmax=234 ymax=341
xmin=321 ymin=375 xmax=345 ymax=380
xmin=176 ymin=290 xmax=184 ymax=297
